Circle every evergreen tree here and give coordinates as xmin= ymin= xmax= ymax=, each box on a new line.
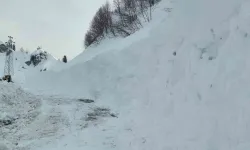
xmin=62 ymin=55 xmax=67 ymax=63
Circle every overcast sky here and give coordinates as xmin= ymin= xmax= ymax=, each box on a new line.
xmin=0 ymin=0 xmax=109 ymax=59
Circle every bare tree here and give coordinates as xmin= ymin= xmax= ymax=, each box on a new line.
xmin=84 ymin=0 xmax=161 ymax=48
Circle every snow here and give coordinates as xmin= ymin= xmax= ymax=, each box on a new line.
xmin=30 ymin=49 xmax=43 ymax=56
xmin=2 ymin=0 xmax=250 ymax=149
xmin=0 ymin=41 xmax=3 ymax=45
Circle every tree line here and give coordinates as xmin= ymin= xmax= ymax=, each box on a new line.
xmin=84 ymin=0 xmax=161 ymax=48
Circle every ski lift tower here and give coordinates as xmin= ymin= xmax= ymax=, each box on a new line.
xmin=4 ymin=36 xmax=15 ymax=82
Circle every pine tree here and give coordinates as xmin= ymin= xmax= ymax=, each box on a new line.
xmin=62 ymin=55 xmax=67 ymax=63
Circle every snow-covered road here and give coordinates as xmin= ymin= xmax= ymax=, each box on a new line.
xmin=0 ymin=83 xmax=116 ymax=150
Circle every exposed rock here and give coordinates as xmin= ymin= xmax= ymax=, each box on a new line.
xmin=173 ymin=51 xmax=176 ymax=56
xmin=25 ymin=61 xmax=31 ymax=66
xmin=85 ymin=107 xmax=116 ymax=122
xmin=78 ymin=98 xmax=95 ymax=103
xmin=0 ymin=119 xmax=13 ymax=126
xmin=27 ymin=50 xmax=48 ymax=66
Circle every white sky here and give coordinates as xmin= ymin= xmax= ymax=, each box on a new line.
xmin=0 ymin=0 xmax=109 ymax=60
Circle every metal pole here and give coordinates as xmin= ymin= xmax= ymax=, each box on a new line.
xmin=4 ymin=36 xmax=14 ymax=82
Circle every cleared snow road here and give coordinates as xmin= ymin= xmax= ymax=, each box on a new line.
xmin=0 ymin=83 xmax=115 ymax=150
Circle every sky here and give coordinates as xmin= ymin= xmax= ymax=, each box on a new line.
xmin=0 ymin=0 xmax=109 ymax=60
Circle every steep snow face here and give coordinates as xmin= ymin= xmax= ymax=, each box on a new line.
xmin=5 ymin=0 xmax=250 ymax=149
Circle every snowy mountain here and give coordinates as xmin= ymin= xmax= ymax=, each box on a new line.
xmin=25 ymin=49 xmax=61 ymax=70
xmin=2 ymin=0 xmax=250 ymax=149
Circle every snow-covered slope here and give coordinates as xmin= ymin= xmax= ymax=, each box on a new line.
xmin=3 ymin=0 xmax=250 ymax=149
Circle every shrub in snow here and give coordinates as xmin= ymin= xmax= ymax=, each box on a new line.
xmin=62 ymin=55 xmax=67 ymax=63
xmin=0 ymin=44 xmax=7 ymax=53
xmin=25 ymin=50 xmax=48 ymax=66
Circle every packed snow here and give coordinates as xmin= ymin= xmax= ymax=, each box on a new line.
xmin=1 ymin=0 xmax=250 ymax=149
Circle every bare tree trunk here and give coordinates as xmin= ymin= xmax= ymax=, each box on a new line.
xmin=149 ymin=0 xmax=152 ymax=20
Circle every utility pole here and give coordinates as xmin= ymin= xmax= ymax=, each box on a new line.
xmin=4 ymin=36 xmax=14 ymax=82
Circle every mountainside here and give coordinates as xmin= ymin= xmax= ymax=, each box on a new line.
xmin=2 ymin=0 xmax=250 ymax=149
